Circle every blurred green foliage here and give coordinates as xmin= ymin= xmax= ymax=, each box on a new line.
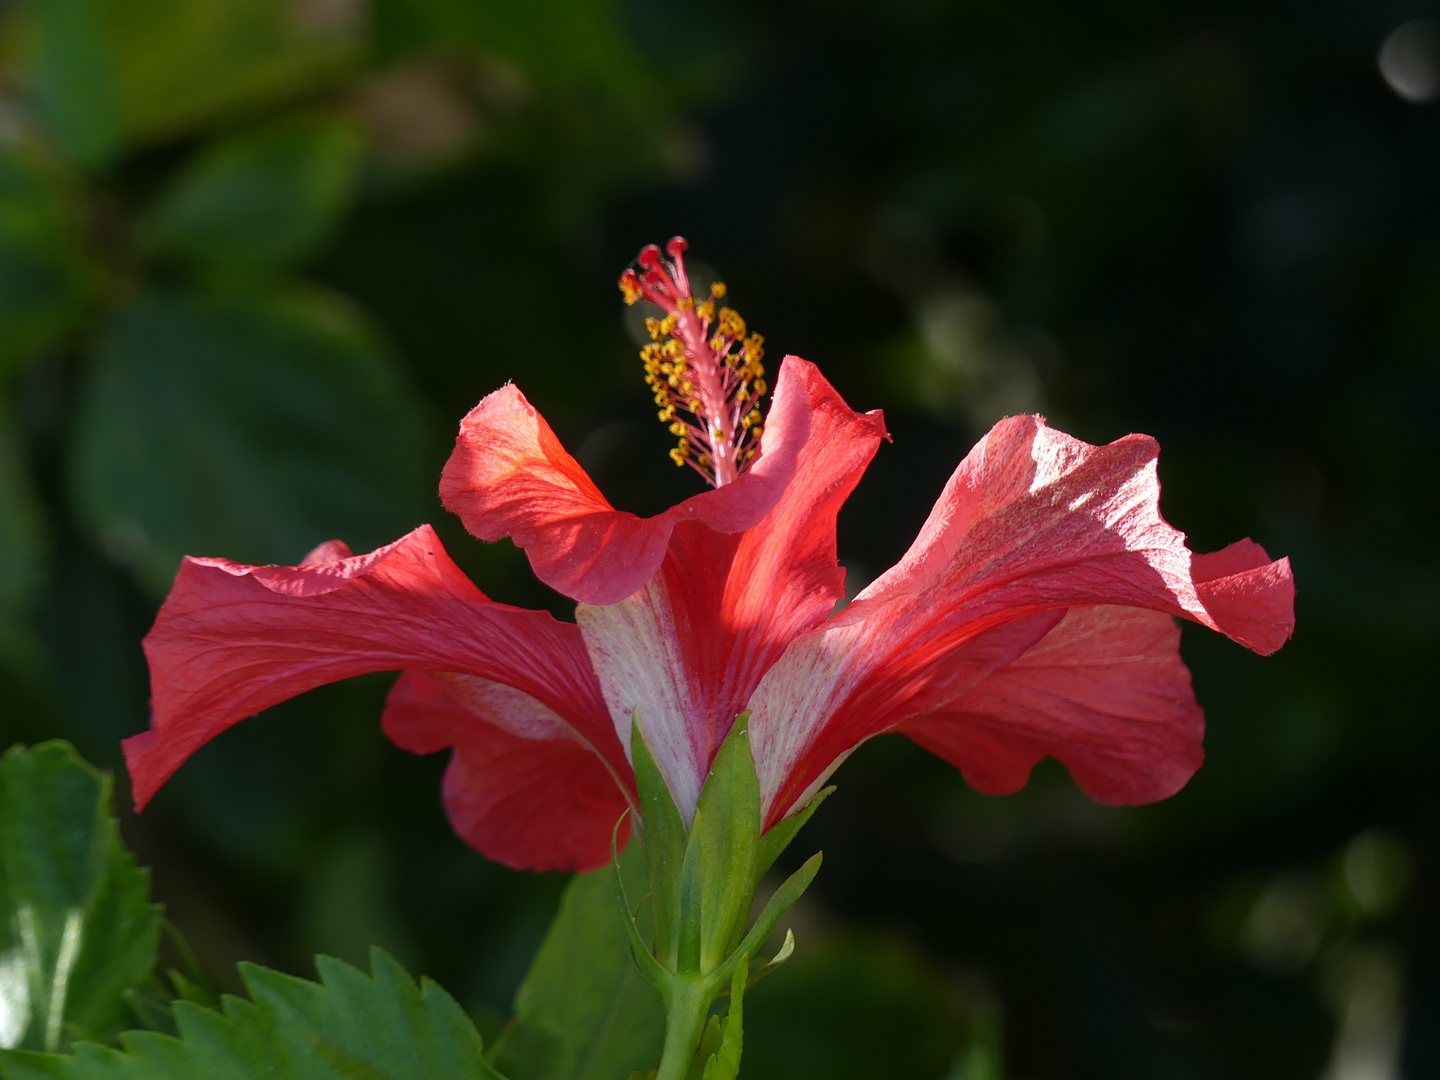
xmin=144 ymin=115 xmax=364 ymax=274
xmin=0 ymin=0 xmax=1436 ymax=1077
xmin=0 ymin=147 xmax=92 ymax=378
xmin=69 ymin=289 xmax=428 ymax=592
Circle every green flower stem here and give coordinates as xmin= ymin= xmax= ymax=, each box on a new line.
xmin=625 ymin=718 xmax=828 ymax=1080
xmin=655 ymin=977 xmax=716 ymax=1080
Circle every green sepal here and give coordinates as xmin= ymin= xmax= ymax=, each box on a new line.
xmin=631 ymin=710 xmax=688 ymax=971
xmin=687 ymin=717 xmax=762 ymax=975
xmin=756 ymin=786 xmax=834 ymax=879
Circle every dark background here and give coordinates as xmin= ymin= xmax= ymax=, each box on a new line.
xmin=1 ymin=0 xmax=1438 ymax=1076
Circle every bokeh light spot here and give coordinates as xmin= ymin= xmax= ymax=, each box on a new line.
xmin=1378 ymin=19 xmax=1440 ymax=103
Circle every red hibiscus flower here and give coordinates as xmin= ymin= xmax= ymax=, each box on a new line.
xmin=125 ymin=238 xmax=1295 ymax=873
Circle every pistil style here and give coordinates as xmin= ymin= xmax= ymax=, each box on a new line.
xmin=619 ymin=237 xmax=767 ymax=487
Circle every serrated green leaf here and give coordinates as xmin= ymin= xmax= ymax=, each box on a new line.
xmin=0 ymin=742 xmax=162 ymax=1052
xmin=67 ymin=289 xmax=430 ymax=592
xmin=755 ymin=786 xmax=833 ymax=880
xmin=0 ymin=947 xmax=503 ymax=1079
xmin=687 ymin=718 xmax=760 ymax=974
xmin=491 ymin=844 xmax=664 ymax=1080
xmin=145 ymin=116 xmax=363 ymax=274
xmin=630 ymin=712 xmax=686 ymax=972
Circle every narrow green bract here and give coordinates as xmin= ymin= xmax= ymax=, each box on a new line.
xmin=688 ymin=718 xmax=760 ymax=973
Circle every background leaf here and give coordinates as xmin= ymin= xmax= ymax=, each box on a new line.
xmin=67 ymin=289 xmax=431 ymax=591
xmin=145 ymin=116 xmax=364 ymax=274
xmin=25 ymin=0 xmax=123 ymax=168
xmin=0 ymin=408 xmax=44 ymax=670
xmin=0 ymin=146 xmax=94 ymax=378
xmin=0 ymin=742 xmax=162 ymax=1051
xmin=490 ymin=843 xmax=665 ymax=1080
xmin=0 ymin=948 xmax=505 ymax=1079
xmin=16 ymin=0 xmax=359 ymax=158
xmin=104 ymin=0 xmax=359 ymax=143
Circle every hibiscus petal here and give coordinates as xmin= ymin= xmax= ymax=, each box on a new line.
xmin=438 ymin=355 xmax=823 ymax=605
xmin=748 ymin=415 xmax=1292 ymax=818
xmin=383 ymin=671 xmax=630 ymax=871
xmin=124 ymin=525 xmax=626 ymax=827
xmin=576 ymin=359 xmax=887 ymax=818
xmin=901 ymin=606 xmax=1204 ymax=805
xmin=1192 ymin=539 xmax=1295 ymax=655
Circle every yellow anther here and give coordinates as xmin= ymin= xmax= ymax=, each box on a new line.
xmin=625 ymin=259 xmax=764 ymax=484
xmin=718 ymin=308 xmax=745 ymax=338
